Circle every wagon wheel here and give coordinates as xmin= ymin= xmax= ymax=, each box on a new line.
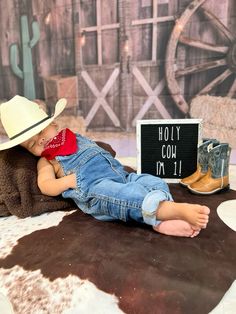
xmin=165 ymin=0 xmax=236 ymax=114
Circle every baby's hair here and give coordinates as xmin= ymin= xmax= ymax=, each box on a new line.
xmin=34 ymin=99 xmax=47 ymax=111
xmin=33 ymin=99 xmax=53 ymax=117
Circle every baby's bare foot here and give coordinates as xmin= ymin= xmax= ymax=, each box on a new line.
xmin=180 ymin=204 xmax=210 ymax=229
xmin=157 ymin=202 xmax=210 ymax=229
xmin=153 ymin=220 xmax=200 ymax=237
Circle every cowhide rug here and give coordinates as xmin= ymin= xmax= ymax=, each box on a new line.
xmin=0 ymin=184 xmax=236 ymax=314
xmin=0 ymin=211 xmax=124 ymax=314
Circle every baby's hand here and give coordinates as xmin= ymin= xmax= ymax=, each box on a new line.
xmin=67 ymin=173 xmax=77 ymax=189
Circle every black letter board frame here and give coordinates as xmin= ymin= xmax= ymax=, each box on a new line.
xmin=136 ymin=119 xmax=202 ymax=182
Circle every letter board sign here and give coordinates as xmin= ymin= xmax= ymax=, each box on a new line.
xmin=137 ymin=119 xmax=202 ymax=182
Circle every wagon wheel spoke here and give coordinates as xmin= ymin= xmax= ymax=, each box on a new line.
xmin=165 ymin=0 xmax=236 ymax=114
xmin=176 ymin=59 xmax=227 ymax=78
xmin=227 ymin=79 xmax=236 ymax=97
xmin=165 ymin=0 xmax=210 ymax=113
xmin=179 ymin=35 xmax=229 ymax=54
xmin=201 ymin=8 xmax=235 ymax=42
xmin=198 ymin=69 xmax=232 ymax=95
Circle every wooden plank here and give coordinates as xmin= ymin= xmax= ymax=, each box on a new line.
xmin=1 ymin=0 xmax=19 ymax=66
xmin=80 ymin=1 xmax=119 ymax=66
xmin=153 ymin=97 xmax=171 ymax=119
xmin=54 ymin=1 xmax=74 ymax=73
xmin=168 ymin=0 xmax=179 ymax=15
xmin=133 ymin=96 xmax=156 ymax=125
xmin=132 ymin=67 xmax=171 ymax=124
xmin=133 ymin=66 xmax=154 ymax=95
xmin=101 ymin=0 xmax=119 ymax=65
xmin=82 ymin=68 xmax=120 ymax=127
xmin=80 ymin=0 xmax=97 ymax=65
xmin=179 ymin=35 xmax=229 ymax=54
xmin=85 ymin=96 xmax=120 ymax=127
xmin=81 ymin=70 xmax=100 ymax=97
xmin=99 ymin=97 xmax=120 ymax=126
xmin=165 ymin=0 xmax=207 ymax=114
xmin=132 ymin=78 xmax=170 ymax=124
xmin=131 ymin=0 xmax=174 ymax=63
xmin=84 ymin=98 xmax=101 ymax=126
xmin=102 ymin=68 xmax=120 ymax=95
xmin=81 ymin=23 xmax=119 ymax=32
xmin=202 ymin=8 xmax=234 ymax=42
xmin=82 ymin=68 xmax=120 ymax=100
xmin=101 ymin=0 xmax=118 ymax=25
xmin=80 ymin=0 xmax=96 ymax=28
xmin=176 ymin=59 xmax=227 ymax=77
xmin=198 ymin=69 xmax=232 ymax=95
xmin=152 ymin=0 xmax=158 ymax=61
xmin=96 ymin=0 xmax=102 ymax=65
xmin=72 ymin=0 xmax=83 ymax=73
xmin=32 ymin=0 xmax=75 ymax=78
xmin=132 ymin=16 xmax=174 ymax=25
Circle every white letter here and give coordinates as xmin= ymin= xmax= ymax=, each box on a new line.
xmin=156 ymin=161 xmax=165 ymax=176
xmin=158 ymin=127 xmax=163 ymax=141
xmin=161 ymin=145 xmax=166 ymax=158
xmin=164 ymin=127 xmax=169 ymax=141
xmin=176 ymin=126 xmax=180 ymax=141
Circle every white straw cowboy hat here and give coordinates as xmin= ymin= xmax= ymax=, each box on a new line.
xmin=0 ymin=95 xmax=66 ymax=150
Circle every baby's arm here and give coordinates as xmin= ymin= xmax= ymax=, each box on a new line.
xmin=37 ymin=157 xmax=76 ymax=196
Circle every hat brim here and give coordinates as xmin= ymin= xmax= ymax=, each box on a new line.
xmin=0 ymin=98 xmax=67 ymax=150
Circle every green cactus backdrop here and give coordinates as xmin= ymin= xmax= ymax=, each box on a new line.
xmin=10 ymin=15 xmax=40 ymax=100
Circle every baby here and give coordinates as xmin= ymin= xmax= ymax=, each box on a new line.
xmin=0 ymin=96 xmax=210 ymax=237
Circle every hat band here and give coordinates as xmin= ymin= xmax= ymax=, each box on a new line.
xmin=9 ymin=116 xmax=51 ymax=140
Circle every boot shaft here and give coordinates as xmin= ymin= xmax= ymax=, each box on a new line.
xmin=208 ymin=143 xmax=231 ymax=178
xmin=198 ymin=139 xmax=219 ymax=172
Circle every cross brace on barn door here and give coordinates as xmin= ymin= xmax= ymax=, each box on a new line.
xmin=132 ymin=66 xmax=171 ymax=126
xmin=81 ymin=68 xmax=121 ymax=127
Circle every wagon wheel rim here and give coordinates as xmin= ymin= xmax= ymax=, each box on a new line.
xmin=165 ymin=0 xmax=236 ymax=114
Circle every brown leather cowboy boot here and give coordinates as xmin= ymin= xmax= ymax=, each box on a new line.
xmin=179 ymin=139 xmax=219 ymax=187
xmin=188 ymin=143 xmax=231 ymax=195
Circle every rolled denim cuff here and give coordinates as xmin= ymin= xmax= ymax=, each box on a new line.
xmin=142 ymin=190 xmax=173 ymax=226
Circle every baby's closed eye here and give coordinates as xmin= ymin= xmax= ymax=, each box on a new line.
xmin=29 ymin=141 xmax=35 ymax=148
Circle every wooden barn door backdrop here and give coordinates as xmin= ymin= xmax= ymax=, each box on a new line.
xmin=59 ymin=0 xmax=236 ymax=130
xmin=73 ymin=0 xmax=177 ymax=131
xmin=0 ymin=0 xmax=235 ymax=131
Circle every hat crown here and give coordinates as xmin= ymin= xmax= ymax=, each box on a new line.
xmin=0 ymin=95 xmax=48 ymax=138
xmin=0 ymin=95 xmax=66 ymax=151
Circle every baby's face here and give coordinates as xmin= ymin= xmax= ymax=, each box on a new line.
xmin=20 ymin=123 xmax=58 ymax=156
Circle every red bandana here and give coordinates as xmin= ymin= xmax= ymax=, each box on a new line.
xmin=41 ymin=128 xmax=78 ymax=160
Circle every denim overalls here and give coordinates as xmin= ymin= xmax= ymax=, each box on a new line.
xmin=56 ymin=134 xmax=173 ymax=227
